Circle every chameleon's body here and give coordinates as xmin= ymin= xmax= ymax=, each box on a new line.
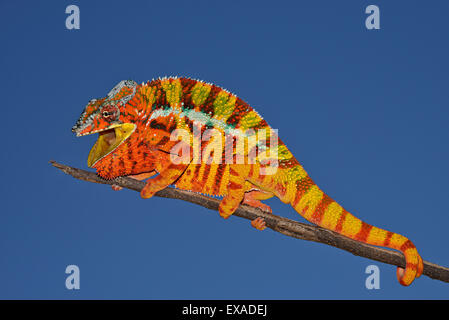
xmin=72 ymin=77 xmax=423 ymax=286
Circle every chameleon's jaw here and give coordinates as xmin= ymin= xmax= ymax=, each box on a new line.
xmin=87 ymin=123 xmax=136 ymax=167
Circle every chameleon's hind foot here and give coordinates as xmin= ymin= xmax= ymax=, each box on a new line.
xmin=243 ymin=191 xmax=273 ymax=213
xmin=243 ymin=197 xmax=272 ymax=213
xmin=242 ymin=188 xmax=273 ymax=231
xmin=251 ymin=217 xmax=266 ymax=231
xmin=111 ymin=184 xmax=123 ymax=191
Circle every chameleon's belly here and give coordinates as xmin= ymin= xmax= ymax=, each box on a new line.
xmin=174 ymin=163 xmax=230 ymax=196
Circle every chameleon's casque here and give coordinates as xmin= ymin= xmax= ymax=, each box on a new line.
xmin=72 ymin=77 xmax=423 ymax=286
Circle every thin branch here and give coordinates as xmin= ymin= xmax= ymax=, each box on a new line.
xmin=50 ymin=160 xmax=449 ymax=284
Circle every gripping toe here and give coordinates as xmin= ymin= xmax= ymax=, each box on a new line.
xmin=251 ymin=217 xmax=266 ymax=231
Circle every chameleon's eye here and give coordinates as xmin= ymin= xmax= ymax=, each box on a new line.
xmin=101 ymin=105 xmax=119 ymax=121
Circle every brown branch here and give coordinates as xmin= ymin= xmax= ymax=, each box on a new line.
xmin=50 ymin=160 xmax=449 ymax=284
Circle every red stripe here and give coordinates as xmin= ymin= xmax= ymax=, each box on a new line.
xmin=400 ymin=240 xmax=415 ymax=252
xmin=354 ymin=222 xmax=374 ymax=242
xmin=405 ymin=262 xmax=417 ymax=271
xmin=310 ymin=194 xmax=333 ymax=225
xmin=335 ymin=209 xmax=348 ymax=233
xmin=213 ymin=164 xmax=226 ymax=195
xmin=201 ymin=163 xmax=212 ymax=192
xmin=383 ymin=231 xmax=394 ymax=246
xmin=228 ymin=181 xmax=242 ymax=190
xmin=248 ymin=163 xmax=254 ymax=179
xmin=229 ymin=167 xmax=240 ymax=176
xmin=291 ymin=177 xmax=314 ymax=208
xmin=191 ymin=164 xmax=203 ymax=190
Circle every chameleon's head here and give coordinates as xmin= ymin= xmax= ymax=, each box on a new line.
xmin=72 ymin=80 xmax=138 ymax=167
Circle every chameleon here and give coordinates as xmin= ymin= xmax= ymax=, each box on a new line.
xmin=72 ymin=77 xmax=423 ymax=286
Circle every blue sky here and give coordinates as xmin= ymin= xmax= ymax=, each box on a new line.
xmin=0 ymin=0 xmax=448 ymax=299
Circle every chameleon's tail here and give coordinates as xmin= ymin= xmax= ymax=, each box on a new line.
xmin=288 ymin=175 xmax=423 ymax=286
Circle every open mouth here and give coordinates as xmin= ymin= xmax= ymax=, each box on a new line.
xmin=87 ymin=123 xmax=136 ymax=167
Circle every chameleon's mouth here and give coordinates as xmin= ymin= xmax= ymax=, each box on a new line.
xmin=87 ymin=123 xmax=136 ymax=167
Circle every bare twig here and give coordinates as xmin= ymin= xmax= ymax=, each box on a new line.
xmin=50 ymin=160 xmax=449 ymax=284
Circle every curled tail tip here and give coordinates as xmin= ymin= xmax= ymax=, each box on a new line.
xmin=397 ymin=266 xmax=420 ymax=286
xmin=396 ymin=267 xmax=413 ymax=286
xmin=396 ymin=244 xmax=423 ymax=286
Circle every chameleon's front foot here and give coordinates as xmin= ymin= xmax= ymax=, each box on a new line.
xmin=243 ymin=192 xmax=271 ymax=231
xmin=218 ymin=199 xmax=234 ymax=219
xmin=111 ymin=172 xmax=157 ymax=192
xmin=140 ymin=184 xmax=156 ymax=199
xmin=111 ymin=184 xmax=123 ymax=191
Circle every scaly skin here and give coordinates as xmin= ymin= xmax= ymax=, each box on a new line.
xmin=72 ymin=77 xmax=423 ymax=286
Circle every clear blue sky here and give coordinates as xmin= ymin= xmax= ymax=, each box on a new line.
xmin=0 ymin=0 xmax=448 ymax=299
